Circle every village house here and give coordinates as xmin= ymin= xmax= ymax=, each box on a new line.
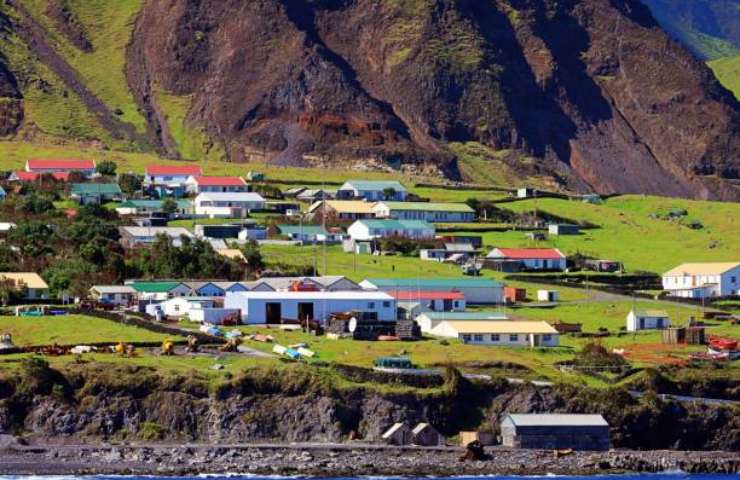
xmin=337 ymin=180 xmax=408 ymax=201
xmin=0 ymin=272 xmax=49 ymax=300
xmin=662 ymin=262 xmax=740 ymax=299
xmin=537 ymin=290 xmax=560 ymax=302
xmin=276 ymin=224 xmax=337 ymax=243
xmin=194 ymin=224 xmax=242 ymax=240
xmin=391 ymin=290 xmax=466 ymax=319
xmin=194 ymin=192 xmax=266 ymax=218
xmin=144 ymin=165 xmax=203 ymax=197
xmin=429 ymin=320 xmax=560 ymax=347
xmin=486 ymin=247 xmax=567 ymax=272
xmin=70 ymin=183 xmax=123 ymax=205
xmin=25 ymin=158 xmax=96 ymax=177
xmin=224 ymin=290 xmax=396 ymax=324
xmin=415 ymin=311 xmax=508 ymax=333
xmin=296 ymin=189 xmax=334 ymax=203
xmin=420 ymin=243 xmax=477 ymax=264
xmin=128 ymin=281 xmax=192 ymax=302
xmin=585 ymin=259 xmax=623 ymax=273
xmin=360 ymin=278 xmax=504 ymax=304
xmin=185 ymin=175 xmax=249 ymax=194
xmin=115 ymin=199 xmax=192 ymax=218
xmin=119 ymin=226 xmax=194 ymax=248
xmin=308 ymin=200 xmax=376 ymax=221
xmin=626 ymin=309 xmax=670 ymax=331
xmin=251 ymin=276 xmax=362 ymax=292
xmin=548 ymin=223 xmax=580 ymax=235
xmin=500 ymin=414 xmax=610 ymax=451
xmin=372 ymin=201 xmax=475 ymax=223
xmin=89 ymin=285 xmax=137 ymax=306
xmin=347 ymin=219 xmax=435 ymax=241
xmin=145 ymin=296 xmax=217 ymax=319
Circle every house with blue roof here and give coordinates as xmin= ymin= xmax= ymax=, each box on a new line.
xmin=337 ymin=180 xmax=408 ymax=201
xmin=347 ymin=219 xmax=435 ymax=241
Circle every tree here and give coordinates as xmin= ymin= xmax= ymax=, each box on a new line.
xmin=16 ymin=193 xmax=55 ymax=215
xmin=95 ymin=160 xmax=117 ymax=176
xmin=239 ymin=240 xmax=264 ymax=275
xmin=161 ymin=197 xmax=178 ymax=215
xmin=8 ymin=221 xmax=54 ymax=259
xmin=118 ymin=173 xmax=142 ymax=195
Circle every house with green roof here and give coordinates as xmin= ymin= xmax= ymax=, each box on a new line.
xmin=338 ymin=180 xmax=408 ymax=201
xmin=373 ymin=201 xmax=475 ymax=223
xmin=115 ymin=199 xmax=193 ymax=217
xmin=70 ymin=183 xmax=122 ymax=205
xmin=360 ymin=277 xmax=504 ymax=304
xmin=347 ymin=219 xmax=435 ymax=241
xmin=128 ymin=281 xmax=193 ymax=301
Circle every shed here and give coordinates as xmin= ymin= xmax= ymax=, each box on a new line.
xmin=412 ymin=423 xmax=444 ymax=446
xmin=548 ymin=223 xmax=580 ymax=235
xmin=537 ymin=290 xmax=560 ymax=302
xmin=382 ymin=422 xmax=412 ymax=445
xmin=500 ymin=414 xmax=610 ymax=451
xmin=504 ymin=287 xmax=526 ymax=303
xmin=626 ymin=309 xmax=670 ymax=332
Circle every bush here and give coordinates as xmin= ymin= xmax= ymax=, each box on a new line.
xmin=138 ymin=421 xmax=166 ymax=441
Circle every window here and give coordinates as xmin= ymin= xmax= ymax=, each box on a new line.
xmin=368 ymin=302 xmax=375 ymax=309
xmin=543 ymin=334 xmax=552 ymax=341
xmin=462 ymin=334 xmax=471 ymax=343
xmin=473 ymin=334 xmax=484 ymax=342
xmin=732 ymin=276 xmax=737 ymax=284
xmin=509 ymin=334 xmax=518 ymax=342
xmin=491 ymin=334 xmax=500 ymax=342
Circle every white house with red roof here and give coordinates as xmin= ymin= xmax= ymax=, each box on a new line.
xmin=185 ymin=175 xmax=248 ymax=194
xmin=486 ymin=247 xmax=566 ymax=271
xmin=24 ymin=158 xmax=96 ymax=177
xmin=144 ymin=165 xmax=203 ymax=186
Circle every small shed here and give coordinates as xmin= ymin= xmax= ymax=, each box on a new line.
xmin=537 ymin=290 xmax=560 ymax=302
xmin=548 ymin=223 xmax=580 ymax=235
xmin=412 ymin=422 xmax=444 ymax=446
xmin=459 ymin=431 xmax=495 ymax=446
xmin=382 ymin=422 xmax=412 ymax=445
xmin=504 ymin=287 xmax=527 ymax=303
xmin=246 ymin=171 xmax=265 ymax=181
xmin=500 ymin=414 xmax=610 ymax=451
xmin=627 ymin=309 xmax=670 ymax=332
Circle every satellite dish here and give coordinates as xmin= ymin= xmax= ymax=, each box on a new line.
xmin=348 ymin=317 xmax=358 ymax=333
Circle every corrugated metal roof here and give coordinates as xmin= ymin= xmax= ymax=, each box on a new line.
xmin=130 ymin=281 xmax=187 ymax=293
xmin=488 ymin=248 xmax=565 ymax=260
xmin=343 ymin=180 xmax=407 ymax=192
xmin=70 ymin=183 xmax=122 ymax=195
xmin=27 ymin=158 xmax=95 ymax=170
xmin=632 ymin=309 xmax=669 ymax=318
xmin=504 ymin=414 xmax=608 ymax=427
xmin=441 ymin=320 xmax=557 ymax=334
xmin=227 ymin=290 xmax=394 ymax=300
xmin=191 ymin=176 xmax=246 ymax=186
xmin=663 ymin=262 xmax=740 ymax=276
xmin=309 ymin=200 xmax=376 ymax=214
xmin=91 ymin=285 xmax=136 ymax=294
xmin=277 ymin=225 xmax=329 ymax=236
xmin=377 ymin=201 xmax=474 ymax=213
xmin=364 ymin=278 xmax=503 ymax=288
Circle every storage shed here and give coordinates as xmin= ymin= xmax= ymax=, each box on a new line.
xmin=412 ymin=423 xmax=444 ymax=446
xmin=382 ymin=422 xmax=412 ymax=445
xmin=626 ymin=309 xmax=670 ymax=332
xmin=500 ymin=414 xmax=610 ymax=451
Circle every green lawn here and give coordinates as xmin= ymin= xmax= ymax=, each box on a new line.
xmin=0 ymin=314 xmax=180 ymax=346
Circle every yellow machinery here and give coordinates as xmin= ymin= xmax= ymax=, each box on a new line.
xmin=161 ymin=339 xmax=175 ymax=356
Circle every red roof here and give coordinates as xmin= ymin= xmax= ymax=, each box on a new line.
xmin=26 ymin=158 xmax=95 ymax=170
xmin=495 ymin=248 xmax=565 ymax=259
xmin=391 ymin=291 xmax=465 ymax=301
xmin=13 ymin=171 xmax=70 ymax=182
xmin=192 ymin=175 xmax=246 ymax=186
xmin=146 ymin=165 xmax=203 ymax=176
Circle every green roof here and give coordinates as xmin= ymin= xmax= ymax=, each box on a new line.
xmin=344 ymin=180 xmax=406 ymax=192
xmin=356 ymin=219 xmax=434 ymax=230
xmin=277 ymin=224 xmax=329 ymax=236
xmin=365 ymin=278 xmax=503 ymax=288
xmin=378 ymin=201 xmax=474 ymax=213
xmin=71 ymin=183 xmax=122 ymax=195
xmin=119 ymin=199 xmax=192 ymax=209
xmin=130 ymin=281 xmax=186 ymax=293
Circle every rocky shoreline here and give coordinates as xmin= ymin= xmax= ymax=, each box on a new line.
xmin=0 ymin=442 xmax=737 ymax=476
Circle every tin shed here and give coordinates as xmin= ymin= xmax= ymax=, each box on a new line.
xmin=500 ymin=414 xmax=610 ymax=451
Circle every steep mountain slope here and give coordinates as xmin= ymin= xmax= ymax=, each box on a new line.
xmin=0 ymin=0 xmax=738 ymax=199
xmin=642 ymin=0 xmax=740 ymax=60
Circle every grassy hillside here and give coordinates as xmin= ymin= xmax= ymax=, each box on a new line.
xmin=708 ymin=54 xmax=740 ymax=98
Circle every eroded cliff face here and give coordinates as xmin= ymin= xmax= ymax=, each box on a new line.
xmin=126 ymin=0 xmax=739 ymax=199
xmin=0 ymin=12 xmax=23 ymax=137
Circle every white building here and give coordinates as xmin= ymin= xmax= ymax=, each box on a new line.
xmin=391 ymin=291 xmax=466 ymax=319
xmin=416 ymin=311 xmax=508 ymax=334
xmin=662 ymin=262 xmax=740 ymax=299
xmin=145 ymin=297 xmax=216 ymax=319
xmin=626 ymin=309 xmax=670 ymax=332
xmin=224 ymin=290 xmax=397 ymax=324
xmin=337 ymin=180 xmax=407 ymax=201
xmin=430 ymin=320 xmax=559 ymax=347
xmin=194 ymin=192 xmax=266 ymax=218
xmin=360 ymin=278 xmax=504 ymax=304
xmin=372 ymin=201 xmax=475 ymax=223
xmin=347 ymin=219 xmax=435 ymax=241
xmin=144 ymin=165 xmax=203 ymax=186
xmin=89 ymin=285 xmax=137 ymax=306
xmin=486 ymin=248 xmax=567 ymax=271
xmin=119 ymin=226 xmax=194 ymax=248
xmin=185 ymin=176 xmax=249 ymax=194
xmin=537 ymin=290 xmax=560 ymax=302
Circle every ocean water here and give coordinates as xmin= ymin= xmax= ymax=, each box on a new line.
xmin=0 ymin=475 xmax=737 ymax=480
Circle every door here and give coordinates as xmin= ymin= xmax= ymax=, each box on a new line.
xmin=266 ymin=303 xmax=282 ymax=324
xmin=297 ymin=302 xmax=314 ymax=322
xmin=639 ymin=318 xmax=645 ymax=329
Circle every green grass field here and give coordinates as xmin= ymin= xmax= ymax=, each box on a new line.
xmin=0 ymin=314 xmax=181 ymax=346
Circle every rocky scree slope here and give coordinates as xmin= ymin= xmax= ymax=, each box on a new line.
xmin=0 ymin=361 xmax=738 ymax=451
xmin=126 ymin=0 xmax=740 ymax=200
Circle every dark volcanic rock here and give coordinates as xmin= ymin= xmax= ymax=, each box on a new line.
xmin=126 ymin=0 xmax=739 ymax=199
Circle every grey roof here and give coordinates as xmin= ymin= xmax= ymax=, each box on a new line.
xmin=91 ymin=285 xmax=137 ymax=294
xmin=445 ymin=243 xmax=476 ymax=252
xmin=256 ymin=276 xmax=359 ymax=291
xmin=504 ymin=414 xmax=608 ymax=427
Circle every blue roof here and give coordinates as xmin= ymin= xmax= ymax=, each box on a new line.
xmin=355 ymin=219 xmax=433 ymax=230
xmin=365 ymin=278 xmax=503 ymax=288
